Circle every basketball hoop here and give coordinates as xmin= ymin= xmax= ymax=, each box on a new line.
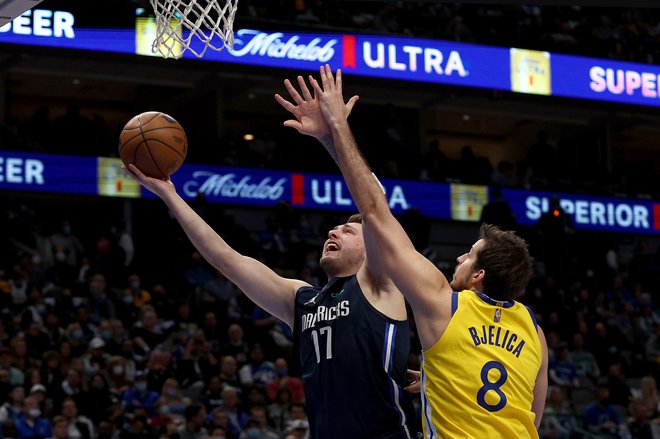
xmin=149 ymin=0 xmax=238 ymax=59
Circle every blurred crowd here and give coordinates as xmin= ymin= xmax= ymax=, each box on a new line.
xmin=0 ymin=197 xmax=330 ymax=439
xmin=0 ymin=181 xmax=659 ymax=438
xmin=240 ymin=2 xmax=660 ymax=64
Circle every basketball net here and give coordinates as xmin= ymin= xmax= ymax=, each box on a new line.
xmin=149 ymin=0 xmax=238 ymax=59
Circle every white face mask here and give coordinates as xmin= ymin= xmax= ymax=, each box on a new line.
xmin=112 ymin=365 xmax=124 ymax=375
xmin=28 ymin=408 xmax=41 ymax=418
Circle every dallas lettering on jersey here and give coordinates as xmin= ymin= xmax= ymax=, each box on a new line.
xmin=301 ymin=301 xmax=350 ymax=332
xmin=182 ymin=171 xmax=286 ymax=200
xmin=468 ymin=325 xmax=525 ymax=358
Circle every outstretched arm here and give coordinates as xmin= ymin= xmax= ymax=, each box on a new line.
xmin=310 ymin=66 xmax=452 ymax=349
xmin=126 ymin=165 xmax=307 ymax=329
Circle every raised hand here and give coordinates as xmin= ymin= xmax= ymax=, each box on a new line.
xmin=275 ymin=74 xmax=358 ymax=140
xmin=124 ymin=164 xmax=175 ymax=198
xmin=309 ymin=65 xmax=353 ymax=128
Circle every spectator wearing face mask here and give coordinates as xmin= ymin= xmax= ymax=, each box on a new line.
xmin=14 ymin=395 xmax=51 ymax=439
xmin=124 ymin=274 xmax=151 ymax=309
xmin=121 ymin=370 xmax=160 ymax=417
xmin=265 ymin=358 xmax=304 ymax=403
xmin=50 ymin=220 xmax=83 ymax=268
xmin=243 ymin=406 xmax=278 ymax=439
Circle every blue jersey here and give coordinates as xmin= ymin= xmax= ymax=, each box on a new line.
xmin=294 ymin=275 xmax=416 ymax=439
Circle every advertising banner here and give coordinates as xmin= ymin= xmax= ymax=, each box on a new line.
xmin=4 ymin=9 xmax=660 ymax=107
xmin=1 ymin=151 xmax=658 ymax=235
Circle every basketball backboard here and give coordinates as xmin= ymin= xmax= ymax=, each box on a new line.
xmin=0 ymin=0 xmax=44 ymax=27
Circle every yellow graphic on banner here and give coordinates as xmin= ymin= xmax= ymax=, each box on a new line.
xmin=510 ymin=48 xmax=551 ymax=96
xmin=451 ymin=184 xmax=489 ymax=222
xmin=136 ymin=16 xmax=182 ymax=57
xmin=98 ymin=158 xmax=141 ymax=198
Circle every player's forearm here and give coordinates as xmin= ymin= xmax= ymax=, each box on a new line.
xmin=159 ymin=190 xmax=240 ymax=271
xmin=328 ymin=121 xmax=389 ymax=218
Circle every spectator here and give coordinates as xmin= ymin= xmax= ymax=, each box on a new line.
xmin=582 ymin=381 xmax=624 ymax=438
xmin=146 ymin=350 xmax=175 ymax=392
xmin=86 ymin=274 xmax=116 ymax=324
xmin=82 ymin=337 xmax=109 ymax=378
xmin=124 ymin=274 xmax=151 ymax=309
xmin=548 ymin=342 xmax=579 ymax=389
xmin=49 ymin=415 xmax=68 ymax=439
xmin=626 ymin=397 xmax=657 ymax=439
xmin=49 ymin=220 xmax=83 ymax=268
xmin=570 ymin=333 xmax=600 ymax=384
xmin=130 ymin=306 xmax=165 ymax=351
xmin=178 ymin=403 xmax=208 ymax=439
xmin=223 ymin=324 xmax=250 ymax=366
xmin=607 ymin=362 xmax=632 ymax=407
xmin=86 ymin=372 xmax=112 ymax=424
xmin=14 ymin=395 xmax=51 ymax=439
xmin=218 ymin=387 xmax=249 ymax=438
xmin=636 ymin=376 xmax=660 ymax=419
xmin=541 ymin=386 xmax=577 ymax=438
xmin=284 ymin=419 xmax=309 ymax=439
xmin=265 ymin=358 xmax=304 ymax=403
xmin=150 ymin=398 xmax=177 ymax=431
xmin=105 ymin=319 xmax=128 ymax=356
xmin=219 ymin=355 xmax=242 ymax=390
xmin=60 ymin=397 xmax=94 ymax=439
xmin=0 ymin=346 xmax=25 ymax=385
xmin=184 ymin=251 xmax=214 ymax=291
xmin=53 ymin=368 xmax=87 ymax=415
xmin=121 ymin=406 xmax=157 ymax=438
xmin=201 ymin=375 xmax=224 ymax=413
xmin=0 ymin=385 xmax=25 ymax=424
xmin=267 ymin=388 xmax=292 ymax=432
xmin=479 ymin=186 xmax=516 ymax=231
xmin=201 ymin=310 xmax=222 ymax=356
xmin=239 ymin=406 xmax=278 ymax=439
xmin=207 ymin=407 xmax=237 ymax=439
xmin=159 ymin=377 xmax=190 ymax=417
xmin=42 ymin=312 xmax=64 ymax=346
xmin=238 ymin=344 xmax=276 ymax=387
xmin=121 ymin=370 xmax=160 ymax=417
xmin=178 ymin=334 xmax=217 ymax=390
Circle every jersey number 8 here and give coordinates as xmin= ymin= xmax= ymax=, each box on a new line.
xmin=476 ymin=361 xmax=508 ymax=412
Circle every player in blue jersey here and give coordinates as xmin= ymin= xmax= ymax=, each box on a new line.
xmin=127 ymin=86 xmax=416 ymax=438
xmin=294 ymin=65 xmax=548 ymax=439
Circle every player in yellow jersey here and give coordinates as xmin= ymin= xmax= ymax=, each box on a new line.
xmin=279 ymin=66 xmax=549 ymax=438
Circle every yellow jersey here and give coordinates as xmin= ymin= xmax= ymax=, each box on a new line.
xmin=421 ymin=290 xmax=542 ymax=438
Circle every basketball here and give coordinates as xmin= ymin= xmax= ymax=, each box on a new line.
xmin=119 ymin=111 xmax=188 ymax=179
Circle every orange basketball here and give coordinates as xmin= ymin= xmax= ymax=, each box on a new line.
xmin=119 ymin=111 xmax=188 ymax=179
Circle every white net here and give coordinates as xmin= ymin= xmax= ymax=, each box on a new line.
xmin=149 ymin=0 xmax=238 ymax=59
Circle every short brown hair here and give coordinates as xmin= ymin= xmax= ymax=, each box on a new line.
xmin=347 ymin=213 xmax=362 ymax=224
xmin=474 ymin=224 xmax=533 ymax=301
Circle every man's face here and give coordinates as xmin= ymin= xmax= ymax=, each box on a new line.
xmin=450 ymin=239 xmax=484 ymax=292
xmin=54 ymin=421 xmax=68 ymax=438
xmin=62 ymin=400 xmax=77 ymax=418
xmin=319 ymin=223 xmax=365 ymax=277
